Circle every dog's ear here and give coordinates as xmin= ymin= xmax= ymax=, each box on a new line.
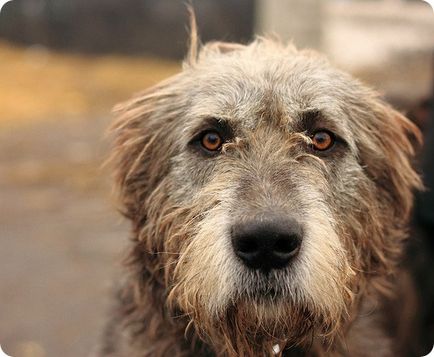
xmin=359 ymin=101 xmax=423 ymax=221
xmin=108 ymin=77 xmax=183 ymax=221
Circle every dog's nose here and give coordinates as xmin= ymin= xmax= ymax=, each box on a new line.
xmin=231 ymin=216 xmax=302 ymax=271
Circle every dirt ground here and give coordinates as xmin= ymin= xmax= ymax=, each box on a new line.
xmin=0 ymin=38 xmax=181 ymax=357
xmin=0 ymin=116 xmax=130 ymax=357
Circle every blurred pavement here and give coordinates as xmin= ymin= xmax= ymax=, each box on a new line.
xmin=0 ymin=117 xmax=129 ymax=357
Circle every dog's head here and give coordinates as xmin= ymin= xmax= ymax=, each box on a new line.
xmin=110 ymin=38 xmax=422 ymax=355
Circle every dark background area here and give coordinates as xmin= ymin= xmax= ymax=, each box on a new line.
xmin=0 ymin=0 xmax=254 ymax=58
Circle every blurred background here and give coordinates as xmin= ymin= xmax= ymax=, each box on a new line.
xmin=0 ymin=0 xmax=432 ymax=356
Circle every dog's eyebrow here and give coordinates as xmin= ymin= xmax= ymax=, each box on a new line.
xmin=294 ymin=110 xmax=345 ymax=137
xmin=294 ymin=110 xmax=327 ymax=131
xmin=296 ymin=110 xmax=321 ymax=130
xmin=293 ymin=109 xmax=357 ymax=152
xmin=188 ymin=117 xmax=235 ymax=139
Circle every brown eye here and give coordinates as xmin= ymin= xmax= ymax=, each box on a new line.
xmin=311 ymin=131 xmax=334 ymax=151
xmin=201 ymin=131 xmax=223 ymax=151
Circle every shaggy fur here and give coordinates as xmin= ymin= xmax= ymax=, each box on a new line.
xmin=98 ymin=27 xmax=422 ymax=356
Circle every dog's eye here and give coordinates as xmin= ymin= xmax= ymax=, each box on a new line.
xmin=311 ymin=131 xmax=334 ymax=151
xmin=201 ymin=131 xmax=223 ymax=152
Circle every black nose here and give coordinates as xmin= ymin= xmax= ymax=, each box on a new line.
xmin=231 ymin=215 xmax=303 ymax=272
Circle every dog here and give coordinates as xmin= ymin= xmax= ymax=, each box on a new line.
xmin=98 ymin=20 xmax=423 ymax=357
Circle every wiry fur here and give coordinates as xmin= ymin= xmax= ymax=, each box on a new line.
xmin=98 ymin=32 xmax=422 ymax=356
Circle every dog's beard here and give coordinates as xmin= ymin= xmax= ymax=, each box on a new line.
xmin=167 ymin=204 xmax=355 ymax=355
xmin=172 ymin=284 xmax=342 ymax=356
xmin=196 ymin=298 xmax=316 ymax=356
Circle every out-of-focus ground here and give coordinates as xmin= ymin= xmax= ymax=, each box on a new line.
xmin=0 ymin=43 xmax=179 ymax=126
xmin=0 ymin=2 xmax=433 ymax=356
xmin=0 ymin=44 xmax=179 ymax=357
xmin=0 ymin=117 xmax=125 ymax=357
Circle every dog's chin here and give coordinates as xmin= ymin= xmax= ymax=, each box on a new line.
xmin=197 ymin=294 xmax=316 ymax=354
xmin=210 ymin=270 xmax=341 ymax=346
xmin=179 ymin=268 xmax=341 ymax=355
xmin=217 ymin=273 xmax=308 ymax=333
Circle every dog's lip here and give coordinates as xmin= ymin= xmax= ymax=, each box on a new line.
xmin=245 ymin=282 xmax=283 ymax=299
xmin=262 ymin=287 xmax=278 ymax=297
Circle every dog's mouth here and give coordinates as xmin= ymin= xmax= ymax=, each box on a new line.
xmin=254 ymin=284 xmax=281 ymax=298
xmin=255 ymin=288 xmax=283 ymax=304
xmin=238 ymin=270 xmax=289 ymax=301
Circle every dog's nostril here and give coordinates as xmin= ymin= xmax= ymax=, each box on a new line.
xmin=274 ymin=235 xmax=299 ymax=254
xmin=237 ymin=238 xmax=258 ymax=254
xmin=231 ymin=216 xmax=303 ymax=271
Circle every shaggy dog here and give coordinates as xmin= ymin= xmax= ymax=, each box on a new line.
xmin=99 ymin=23 xmax=422 ymax=357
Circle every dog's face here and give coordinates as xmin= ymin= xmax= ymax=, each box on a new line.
xmin=111 ymin=40 xmax=421 ymax=355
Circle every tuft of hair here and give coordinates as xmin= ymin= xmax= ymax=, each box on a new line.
xmin=186 ymin=5 xmax=199 ymax=66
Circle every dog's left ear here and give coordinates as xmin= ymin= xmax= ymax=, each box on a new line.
xmin=360 ymin=100 xmax=423 ymax=221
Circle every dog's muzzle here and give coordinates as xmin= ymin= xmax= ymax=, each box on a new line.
xmin=231 ymin=214 xmax=303 ymax=272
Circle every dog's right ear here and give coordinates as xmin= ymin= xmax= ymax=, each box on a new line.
xmin=108 ymin=76 xmax=183 ymax=221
